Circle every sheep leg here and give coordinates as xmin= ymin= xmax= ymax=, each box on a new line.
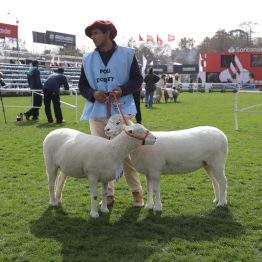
xmin=210 ymin=165 xmax=227 ymax=207
xmin=204 ymin=165 xmax=220 ymax=204
xmin=55 ymin=172 xmax=67 ymax=205
xmin=144 ymin=175 xmax=154 ymax=209
xmin=100 ymin=181 xmax=109 ymax=214
xmin=214 ymin=171 xmax=227 ymax=207
xmin=88 ymin=177 xmax=99 ymax=218
xmin=46 ymin=168 xmax=58 ymax=206
xmin=152 ymin=176 xmax=162 ymax=212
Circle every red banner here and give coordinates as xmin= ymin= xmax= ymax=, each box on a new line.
xmin=0 ymin=23 xmax=18 ymax=39
xmin=147 ymin=34 xmax=154 ymax=44
xmin=168 ymin=34 xmax=175 ymax=41
xmin=139 ymin=34 xmax=144 ymax=41
xmin=157 ymin=35 xmax=163 ymax=45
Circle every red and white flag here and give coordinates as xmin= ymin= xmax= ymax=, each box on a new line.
xmin=147 ymin=34 xmax=154 ymax=44
xmin=168 ymin=34 xmax=175 ymax=41
xmin=157 ymin=35 xmax=163 ymax=45
xmin=138 ymin=34 xmax=144 ymax=41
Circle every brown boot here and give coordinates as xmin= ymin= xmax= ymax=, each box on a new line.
xmin=132 ymin=192 xmax=144 ymax=208
xmin=107 ymin=195 xmax=115 ymax=206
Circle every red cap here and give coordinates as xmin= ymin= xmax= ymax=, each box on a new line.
xmin=85 ymin=20 xmax=117 ymax=39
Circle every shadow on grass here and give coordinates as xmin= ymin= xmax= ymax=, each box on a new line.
xmin=36 ymin=122 xmax=67 ymax=129
xmin=30 ymin=206 xmax=245 ymax=262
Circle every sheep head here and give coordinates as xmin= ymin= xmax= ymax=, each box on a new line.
xmin=105 ymin=114 xmax=133 ymax=137
xmin=124 ymin=124 xmax=156 ymax=145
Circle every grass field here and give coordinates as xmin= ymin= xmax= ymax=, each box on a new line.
xmin=0 ymin=92 xmax=261 ymax=262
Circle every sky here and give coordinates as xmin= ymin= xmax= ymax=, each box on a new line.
xmin=1 ymin=0 xmax=262 ymax=53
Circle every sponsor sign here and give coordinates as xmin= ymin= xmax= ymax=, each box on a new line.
xmin=0 ymin=23 xmax=18 ymax=39
xmin=46 ymin=30 xmax=76 ymax=47
xmin=228 ymin=47 xmax=262 ymax=53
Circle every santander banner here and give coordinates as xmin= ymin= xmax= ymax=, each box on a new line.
xmin=0 ymin=23 xmax=18 ymax=39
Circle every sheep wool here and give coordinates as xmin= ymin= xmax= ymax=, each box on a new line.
xmin=105 ymin=114 xmax=229 ymax=212
xmin=43 ymin=124 xmax=156 ymax=218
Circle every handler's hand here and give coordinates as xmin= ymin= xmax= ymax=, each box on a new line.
xmin=93 ymin=91 xmax=109 ymax=103
xmin=112 ymin=87 xmax=122 ymax=97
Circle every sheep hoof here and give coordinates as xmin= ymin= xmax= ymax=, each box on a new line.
xmin=153 ymin=203 xmax=163 ymax=212
xmin=90 ymin=211 xmax=99 ymax=218
xmin=100 ymin=206 xmax=109 ymax=213
xmin=49 ymin=201 xmax=59 ymax=207
xmin=144 ymin=203 xmax=154 ymax=210
xmin=217 ymin=201 xmax=227 ymax=207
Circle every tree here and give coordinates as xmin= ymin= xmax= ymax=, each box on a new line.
xmin=239 ymin=21 xmax=258 ymax=46
xmin=178 ymin=37 xmax=195 ymax=50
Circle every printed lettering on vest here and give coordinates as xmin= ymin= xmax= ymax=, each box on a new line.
xmin=96 ymin=77 xmax=114 ymax=83
xmin=100 ymin=68 xmax=111 ymax=74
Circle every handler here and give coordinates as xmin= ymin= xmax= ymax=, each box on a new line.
xmin=78 ymin=20 xmax=144 ymax=207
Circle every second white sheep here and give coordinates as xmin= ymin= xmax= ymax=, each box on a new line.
xmin=105 ymin=115 xmax=228 ymax=212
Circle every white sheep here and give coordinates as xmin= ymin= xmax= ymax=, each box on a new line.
xmin=43 ymin=124 xmax=156 ymax=218
xmin=105 ymin=115 xmax=228 ymax=211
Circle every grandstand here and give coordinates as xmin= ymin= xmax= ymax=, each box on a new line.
xmin=0 ymin=49 xmax=82 ymax=91
xmin=0 ymin=54 xmax=81 ymax=93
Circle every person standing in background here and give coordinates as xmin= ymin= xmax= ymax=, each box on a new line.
xmin=43 ymin=67 xmax=69 ymax=124
xmin=24 ymin=60 xmax=43 ymax=120
xmin=0 ymin=72 xmax=6 ymax=86
xmin=78 ymin=20 xmax=144 ymax=207
xmin=144 ymin=67 xmax=160 ymax=108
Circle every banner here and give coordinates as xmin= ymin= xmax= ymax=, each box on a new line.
xmin=0 ymin=23 xmax=18 ymax=39
xmin=168 ymin=34 xmax=175 ymax=41
xmin=139 ymin=34 xmax=144 ymax=41
xmin=157 ymin=35 xmax=163 ymax=45
xmin=147 ymin=34 xmax=154 ymax=44
xmin=46 ymin=30 xmax=76 ymax=47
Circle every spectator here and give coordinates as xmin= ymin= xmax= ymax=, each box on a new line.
xmin=43 ymin=67 xmax=69 ymax=124
xmin=155 ymin=74 xmax=166 ymax=103
xmin=144 ymin=67 xmax=160 ymax=108
xmin=78 ymin=20 xmax=144 ymax=207
xmin=0 ymin=72 xmax=6 ymax=86
xmin=24 ymin=60 xmax=43 ymax=120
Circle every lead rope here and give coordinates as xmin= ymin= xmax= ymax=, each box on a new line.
xmin=107 ymin=92 xmax=133 ymax=182
xmin=107 ymin=91 xmax=129 ymax=126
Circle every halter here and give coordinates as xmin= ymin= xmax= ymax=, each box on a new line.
xmin=124 ymin=129 xmax=149 ymax=145
xmin=107 ymin=91 xmax=129 ymax=126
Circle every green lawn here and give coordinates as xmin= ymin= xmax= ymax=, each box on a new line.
xmin=0 ymin=92 xmax=261 ymax=262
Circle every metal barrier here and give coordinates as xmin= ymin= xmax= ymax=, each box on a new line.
xmin=0 ymin=86 xmax=79 ymax=123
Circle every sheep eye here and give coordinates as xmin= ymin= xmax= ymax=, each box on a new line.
xmin=116 ymin=121 xmax=120 ymax=125
xmin=128 ymin=130 xmax=133 ymax=134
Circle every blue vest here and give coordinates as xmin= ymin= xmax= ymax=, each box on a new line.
xmin=80 ymin=46 xmax=137 ymax=121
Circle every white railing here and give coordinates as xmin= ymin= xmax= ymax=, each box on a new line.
xmin=234 ymin=86 xmax=262 ymax=130
xmin=0 ymin=86 xmax=79 ymax=123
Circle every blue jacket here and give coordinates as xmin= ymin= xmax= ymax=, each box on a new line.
xmin=43 ymin=73 xmax=69 ymax=93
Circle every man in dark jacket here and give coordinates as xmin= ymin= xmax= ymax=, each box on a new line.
xmin=24 ymin=60 xmax=43 ymax=120
xmin=43 ymin=67 xmax=69 ymax=124
xmin=144 ymin=67 xmax=160 ymax=108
